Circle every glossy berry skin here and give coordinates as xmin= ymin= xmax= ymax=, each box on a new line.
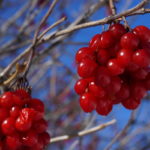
xmin=107 ymin=59 xmax=124 ymax=75
xmin=122 ymin=97 xmax=140 ymax=110
xmin=89 ymin=34 xmax=101 ymax=49
xmin=0 ymin=92 xmax=14 ymax=108
xmin=2 ymin=118 xmax=16 ymax=135
xmin=79 ymin=93 xmax=96 ymax=113
xmin=75 ymin=24 xmax=150 ymax=116
xmin=77 ymin=58 xmax=98 ymax=78
xmin=117 ymin=48 xmax=133 ymax=67
xmin=121 ymin=32 xmax=139 ymax=50
xmin=22 ymin=131 xmax=38 ymax=147
xmin=89 ymin=82 xmax=105 ymax=98
xmin=74 ymin=79 xmax=88 ymax=95
xmin=96 ymin=97 xmax=113 ymax=116
xmin=15 ymin=116 xmax=32 ymax=132
xmin=109 ymin=23 xmax=127 ymax=39
xmin=75 ymin=47 xmax=95 ymax=63
xmin=100 ymin=31 xmax=114 ymax=48
xmin=133 ymin=26 xmax=150 ymax=44
xmin=0 ymin=90 xmax=49 ymax=150
xmin=10 ymin=106 xmax=20 ymax=118
xmin=132 ymin=49 xmax=150 ymax=67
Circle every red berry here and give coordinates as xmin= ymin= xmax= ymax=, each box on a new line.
xmin=100 ymin=31 xmax=115 ymax=48
xmin=28 ymin=99 xmax=44 ymax=113
xmin=2 ymin=118 xmax=16 ymax=135
xmin=121 ymin=32 xmax=139 ymax=50
xmin=107 ymin=59 xmax=124 ymax=75
xmin=117 ymin=48 xmax=133 ymax=67
xmin=79 ymin=93 xmax=96 ymax=113
xmin=89 ymin=81 xmax=105 ymax=98
xmin=10 ymin=106 xmax=20 ymax=118
xmin=106 ymin=76 xmax=122 ymax=94
xmin=33 ymin=119 xmax=48 ymax=133
xmin=0 ymin=108 xmax=9 ymax=122
xmin=132 ymin=49 xmax=150 ymax=67
xmin=96 ymin=97 xmax=113 ymax=116
xmin=132 ymin=68 xmax=148 ymax=79
xmin=122 ymin=97 xmax=140 ymax=110
xmin=109 ymin=23 xmax=127 ymax=39
xmin=108 ymin=42 xmax=121 ymax=57
xmin=22 ymin=130 xmax=38 ymax=147
xmin=97 ymin=49 xmax=110 ymax=64
xmin=95 ymin=67 xmax=111 ymax=87
xmin=39 ymin=132 xmax=50 ymax=145
xmin=15 ymin=116 xmax=32 ymax=132
xmin=74 ymin=79 xmax=88 ymax=95
xmin=89 ymin=34 xmax=101 ymax=49
xmin=77 ymin=58 xmax=98 ymax=78
xmin=6 ymin=134 xmax=21 ymax=150
xmin=0 ymin=92 xmax=14 ymax=108
xmin=14 ymin=89 xmax=31 ymax=100
xmin=116 ymin=84 xmax=130 ymax=101
xmin=131 ymin=83 xmax=146 ymax=100
xmin=20 ymin=108 xmax=35 ymax=121
xmin=75 ymin=47 xmax=95 ymax=63
xmin=126 ymin=62 xmax=139 ymax=72
xmin=133 ymin=26 xmax=150 ymax=44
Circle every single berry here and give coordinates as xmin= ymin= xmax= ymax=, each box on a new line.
xmin=75 ymin=47 xmax=95 ymax=63
xmin=77 ymin=58 xmax=98 ymax=78
xmin=109 ymin=23 xmax=127 ymax=39
xmin=100 ymin=31 xmax=115 ymax=48
xmin=79 ymin=93 xmax=97 ymax=113
xmin=74 ymin=79 xmax=89 ymax=95
xmin=120 ymin=32 xmax=139 ymax=50
xmin=117 ymin=48 xmax=133 ymax=67
xmin=2 ymin=118 xmax=16 ymax=135
xmin=132 ymin=49 xmax=150 ymax=67
xmin=107 ymin=59 xmax=124 ymax=75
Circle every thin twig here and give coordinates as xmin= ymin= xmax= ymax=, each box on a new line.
xmin=0 ymin=0 xmax=149 ymax=79
xmin=42 ymin=0 xmax=148 ymax=41
xmin=104 ymin=111 xmax=136 ymax=150
xmin=109 ymin=0 xmax=116 ymax=15
xmin=50 ymin=119 xmax=116 ymax=143
xmin=33 ymin=0 xmax=59 ymax=44
xmin=38 ymin=16 xmax=66 ymax=40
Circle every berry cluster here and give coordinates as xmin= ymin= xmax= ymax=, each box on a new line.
xmin=75 ymin=24 xmax=150 ymax=116
xmin=0 ymin=89 xmax=50 ymax=150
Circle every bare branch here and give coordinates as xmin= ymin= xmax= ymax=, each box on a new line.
xmin=50 ymin=119 xmax=116 ymax=143
xmin=109 ymin=0 xmax=116 ymax=15
xmin=104 ymin=111 xmax=136 ymax=150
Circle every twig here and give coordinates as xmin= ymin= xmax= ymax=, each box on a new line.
xmin=33 ymin=0 xmax=59 ymax=44
xmin=42 ymin=0 xmax=148 ymax=41
xmin=0 ymin=0 xmax=149 ymax=79
xmin=50 ymin=119 xmax=116 ymax=143
xmin=104 ymin=111 xmax=136 ymax=150
xmin=38 ymin=16 xmax=66 ymax=40
xmin=109 ymin=0 xmax=116 ymax=15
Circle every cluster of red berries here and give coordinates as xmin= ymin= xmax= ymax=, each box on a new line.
xmin=0 ymin=89 xmax=50 ymax=150
xmin=75 ymin=24 xmax=150 ymax=116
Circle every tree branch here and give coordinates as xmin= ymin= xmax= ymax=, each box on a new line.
xmin=50 ymin=119 xmax=116 ymax=143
